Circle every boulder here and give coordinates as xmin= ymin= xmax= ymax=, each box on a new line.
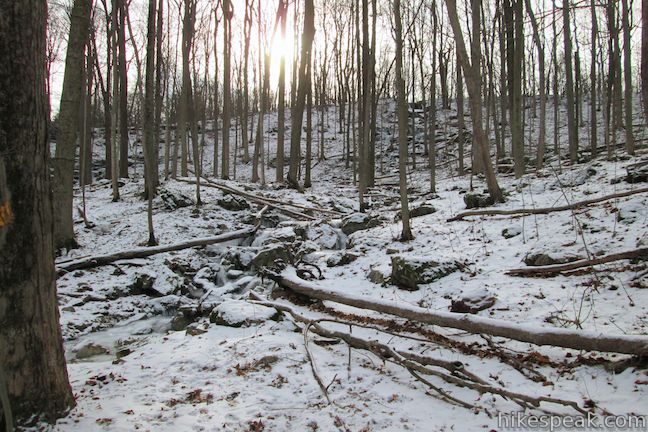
xmin=210 ymin=300 xmax=278 ymax=327
xmin=450 ymin=288 xmax=497 ymax=314
xmin=626 ymin=162 xmax=648 ymax=184
xmin=367 ymin=268 xmax=387 ymax=285
xmin=327 ymin=251 xmax=360 ymax=267
xmin=251 ymin=244 xmax=291 ymax=269
xmin=523 ymin=251 xmax=584 ymax=267
xmin=129 ymin=273 xmax=162 ymax=297
xmin=341 ymin=213 xmax=382 ymax=235
xmin=217 ymin=194 xmax=250 ymax=211
xmin=502 ymin=226 xmax=522 ymax=239
xmin=75 ymin=342 xmax=110 ymax=360
xmin=395 ymin=204 xmax=437 ymax=221
xmin=463 ymin=193 xmax=494 ymax=209
xmin=307 ymin=224 xmax=344 ymax=250
xmin=391 ymin=254 xmax=459 ymax=290
xmin=160 ymin=188 xmax=194 ymax=210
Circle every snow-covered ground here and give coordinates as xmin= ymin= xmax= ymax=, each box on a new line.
xmin=46 ymin=99 xmax=647 ymax=431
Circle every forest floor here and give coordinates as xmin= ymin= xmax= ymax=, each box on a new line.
xmin=43 ymin=101 xmax=648 ymax=431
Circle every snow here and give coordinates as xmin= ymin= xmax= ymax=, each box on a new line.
xmin=38 ymin=98 xmax=648 ymax=431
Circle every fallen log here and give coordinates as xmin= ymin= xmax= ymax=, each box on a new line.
xmin=57 ymin=206 xmax=269 ymax=276
xmin=178 ymin=177 xmax=317 ymax=221
xmin=506 ymin=248 xmax=648 ymax=277
xmin=271 ymin=268 xmax=648 ymax=356
xmin=447 ymin=187 xmax=648 ymax=222
xmin=56 ymin=227 xmax=255 ymax=276
xmin=250 ymin=294 xmax=586 ymax=414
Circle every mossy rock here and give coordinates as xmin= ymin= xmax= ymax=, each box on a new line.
xmin=391 ymin=254 xmax=459 ymax=290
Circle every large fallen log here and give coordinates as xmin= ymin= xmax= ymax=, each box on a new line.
xmin=271 ymin=268 xmax=648 ymax=356
xmin=56 ymin=227 xmax=256 ymax=276
xmin=506 ymin=248 xmax=648 ymax=277
xmin=447 ymin=187 xmax=648 ymax=222
xmin=57 ymin=206 xmax=269 ymax=276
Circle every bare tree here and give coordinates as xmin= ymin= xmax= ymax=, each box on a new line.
xmin=52 ymin=0 xmax=92 ymax=250
xmin=221 ymin=0 xmax=233 ymax=179
xmin=445 ymin=0 xmax=504 ymax=203
xmin=288 ymin=0 xmax=316 ymax=190
xmin=0 ymin=0 xmax=74 ymax=426
xmin=394 ymin=0 xmax=413 ymax=241
xmin=563 ymin=0 xmax=578 ymax=164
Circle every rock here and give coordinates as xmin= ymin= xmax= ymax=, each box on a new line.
xmin=160 ymin=188 xmax=194 ymax=210
xmin=395 ymin=204 xmax=437 ymax=221
xmin=327 ymin=251 xmax=360 ymax=267
xmin=75 ymin=342 xmax=109 ymax=360
xmin=307 ymin=224 xmax=344 ymax=250
xmin=341 ymin=213 xmax=382 ymax=235
xmin=391 ymin=254 xmax=459 ymax=290
xmin=251 ymin=244 xmax=291 ymax=269
xmin=523 ymin=252 xmax=584 ymax=267
xmin=551 ymin=166 xmax=597 ymax=188
xmin=210 ymin=300 xmax=278 ymax=327
xmin=222 ymin=248 xmax=256 ymax=271
xmin=116 ymin=348 xmax=132 ymax=359
xmin=186 ymin=323 xmax=208 ymax=336
xmin=450 ymin=289 xmax=497 ymax=314
xmin=170 ymin=311 xmax=193 ymax=331
xmin=502 ymin=226 xmax=522 ymax=239
xmin=217 ymin=194 xmax=250 ymax=211
xmin=129 ymin=273 xmax=162 ymax=297
xmin=367 ymin=268 xmax=386 ymax=284
xmin=463 ymin=193 xmax=494 ymax=209
xmin=626 ymin=162 xmax=648 ymax=184
xmin=253 ymin=227 xmax=297 ymax=246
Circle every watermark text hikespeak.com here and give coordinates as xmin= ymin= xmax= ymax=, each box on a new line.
xmin=498 ymin=412 xmax=647 ymax=431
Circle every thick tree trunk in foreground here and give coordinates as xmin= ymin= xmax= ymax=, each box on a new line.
xmin=0 ymin=0 xmax=74 ymax=426
xmin=52 ymin=0 xmax=92 ymax=250
xmin=274 ymin=269 xmax=648 ymax=355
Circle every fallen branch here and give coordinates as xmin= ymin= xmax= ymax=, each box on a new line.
xmin=270 ymin=268 xmax=648 ymax=356
xmin=57 ymin=206 xmax=269 ymax=276
xmin=506 ymin=248 xmax=648 ymax=277
xmin=447 ymin=187 xmax=648 ymax=222
xmin=250 ymin=295 xmax=586 ymax=414
xmin=178 ymin=177 xmax=317 ymax=221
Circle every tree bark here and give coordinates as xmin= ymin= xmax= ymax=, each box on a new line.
xmin=52 ymin=0 xmax=92 ymax=250
xmin=563 ymin=0 xmax=578 ymax=164
xmin=445 ymin=0 xmax=504 ymax=203
xmin=274 ymin=269 xmax=648 ymax=356
xmin=394 ymin=0 xmax=413 ymax=241
xmin=507 ymin=248 xmax=648 ymax=277
xmin=287 ymin=0 xmax=315 ymax=190
xmin=0 ymin=0 xmax=75 ymax=425
xmin=448 ymin=186 xmax=648 ymax=221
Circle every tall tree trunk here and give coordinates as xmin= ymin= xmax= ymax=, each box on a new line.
xmin=242 ymin=0 xmax=252 ymax=163
xmin=511 ymin=0 xmax=524 ymax=177
xmin=445 ymin=0 xmax=504 ymax=203
xmin=525 ymin=0 xmax=546 ymax=170
xmin=622 ymin=0 xmax=634 ymax=155
xmin=117 ymin=0 xmax=129 ymax=178
xmin=563 ymin=0 xmax=578 ymax=164
xmin=52 ymin=0 xmax=92 ymax=250
xmin=276 ymin=0 xmax=287 ymax=182
xmin=456 ymin=50 xmax=465 ymax=175
xmin=394 ymin=0 xmax=413 ymax=241
xmin=0 ymin=0 xmax=75 ymax=426
xmin=287 ymin=0 xmax=315 ymax=190
xmin=643 ymin=0 xmax=648 ymax=127
xmin=221 ymin=0 xmax=232 ymax=179
xmin=143 ymin=0 xmax=158 ymax=245
xmin=590 ymin=0 xmax=598 ymax=158
xmin=152 ymin=0 xmax=164 ymax=188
